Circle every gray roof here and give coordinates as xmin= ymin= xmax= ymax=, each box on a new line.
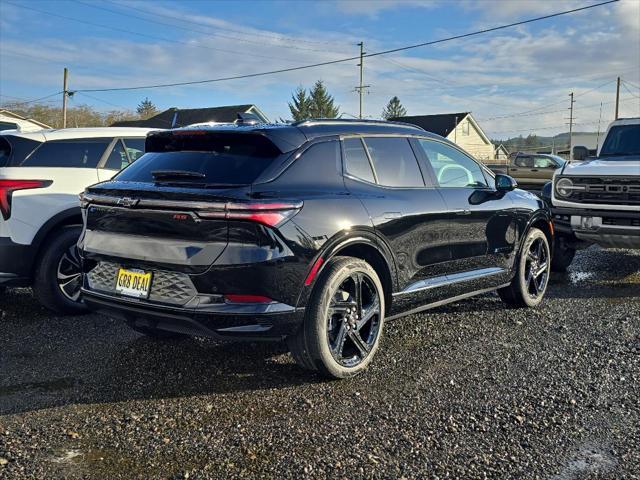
xmin=390 ymin=112 xmax=469 ymax=137
xmin=111 ymin=105 xmax=265 ymax=128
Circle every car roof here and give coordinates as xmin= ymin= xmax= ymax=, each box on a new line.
xmin=0 ymin=127 xmax=157 ymax=142
xmin=608 ymin=117 xmax=640 ymax=127
xmin=162 ymin=119 xmax=441 ymax=153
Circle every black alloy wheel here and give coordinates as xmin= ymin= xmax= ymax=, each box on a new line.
xmin=327 ymin=272 xmax=382 ymax=368
xmin=523 ymin=236 xmax=549 ymax=300
xmin=57 ymin=243 xmax=82 ymax=302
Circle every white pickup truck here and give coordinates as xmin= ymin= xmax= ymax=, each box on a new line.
xmin=546 ymin=117 xmax=640 ymax=271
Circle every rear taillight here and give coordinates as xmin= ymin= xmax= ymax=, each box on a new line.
xmin=224 ymin=294 xmax=273 ymax=304
xmin=197 ymin=201 xmax=302 ymax=227
xmin=0 ymin=180 xmax=52 ymax=220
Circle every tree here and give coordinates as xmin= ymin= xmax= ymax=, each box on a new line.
xmin=381 ymin=96 xmax=407 ymax=119
xmin=136 ymin=97 xmax=157 ymax=119
xmin=288 ymin=86 xmax=311 ymax=121
xmin=308 ymin=80 xmax=339 ymax=119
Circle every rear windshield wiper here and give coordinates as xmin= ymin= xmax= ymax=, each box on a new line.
xmin=151 ymin=170 xmax=206 ymax=180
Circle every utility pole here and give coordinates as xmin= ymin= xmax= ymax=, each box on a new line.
xmin=614 ymin=76 xmax=620 ymax=120
xmin=62 ymin=67 xmax=69 ymax=128
xmin=596 ymin=101 xmax=603 ymax=151
xmin=568 ymin=92 xmax=575 ymax=160
xmin=355 ymin=42 xmax=370 ymax=119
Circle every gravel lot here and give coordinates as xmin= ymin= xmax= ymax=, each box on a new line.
xmin=0 ymin=247 xmax=638 ymax=479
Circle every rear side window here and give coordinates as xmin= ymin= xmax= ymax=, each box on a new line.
xmin=103 ymin=140 xmax=129 ymax=170
xmin=343 ymin=137 xmax=375 ymax=183
xmin=21 ymin=138 xmax=112 ymax=168
xmin=363 ymin=137 xmax=424 ymax=187
xmin=280 ymin=141 xmax=342 ymax=187
xmin=123 ymin=138 xmax=146 ymax=162
xmin=0 ymin=135 xmax=41 ymax=167
xmin=514 ymin=156 xmax=534 ymax=167
xmin=116 ymin=131 xmax=282 ymax=185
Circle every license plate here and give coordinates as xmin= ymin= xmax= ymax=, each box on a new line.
xmin=115 ymin=268 xmax=152 ymax=298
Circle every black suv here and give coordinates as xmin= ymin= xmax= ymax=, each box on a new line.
xmin=79 ymin=119 xmax=553 ymax=378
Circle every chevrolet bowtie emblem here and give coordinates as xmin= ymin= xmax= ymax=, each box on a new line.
xmin=117 ymin=197 xmax=139 ymax=208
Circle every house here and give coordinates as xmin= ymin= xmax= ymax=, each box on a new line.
xmin=494 ymin=143 xmax=510 ymax=161
xmin=0 ymin=109 xmax=51 ymax=132
xmin=391 ymin=112 xmax=495 ymax=161
xmin=111 ymin=104 xmax=269 ymax=128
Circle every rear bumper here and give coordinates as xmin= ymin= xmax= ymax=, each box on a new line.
xmin=81 ymin=288 xmax=305 ymax=341
xmin=0 ymin=237 xmax=35 ymax=286
xmin=551 ymin=207 xmax=640 ymax=249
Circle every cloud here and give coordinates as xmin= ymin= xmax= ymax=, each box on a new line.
xmin=1 ymin=0 xmax=638 ymax=136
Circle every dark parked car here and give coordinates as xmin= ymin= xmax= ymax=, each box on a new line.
xmin=79 ymin=119 xmax=553 ymax=378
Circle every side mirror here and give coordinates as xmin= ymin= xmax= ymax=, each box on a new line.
xmin=572 ymin=145 xmax=588 ymax=161
xmin=495 ymin=174 xmax=517 ymax=192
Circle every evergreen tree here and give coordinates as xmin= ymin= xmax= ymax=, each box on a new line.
xmin=136 ymin=97 xmax=158 ymax=119
xmin=308 ymin=80 xmax=339 ymax=119
xmin=288 ymin=86 xmax=311 ymax=121
xmin=381 ymin=96 xmax=407 ymax=119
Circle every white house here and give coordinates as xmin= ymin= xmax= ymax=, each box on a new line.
xmin=0 ymin=109 xmax=51 ymax=132
xmin=392 ymin=112 xmax=495 ymax=161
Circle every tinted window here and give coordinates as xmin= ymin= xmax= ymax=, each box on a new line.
xmin=21 ymin=138 xmax=111 ymax=168
xmin=417 ymin=139 xmax=488 ymax=188
xmin=363 ymin=137 xmax=424 ymax=187
xmin=116 ymin=132 xmax=281 ymax=185
xmin=0 ymin=122 xmax=18 ymax=131
xmin=281 ymin=141 xmax=341 ymax=187
xmin=343 ymin=137 xmax=374 ymax=183
xmin=0 ymin=135 xmax=41 ymax=167
xmin=600 ymin=124 xmax=640 ymax=156
xmin=103 ymin=140 xmax=129 ymax=170
xmin=123 ymin=138 xmax=146 ymax=162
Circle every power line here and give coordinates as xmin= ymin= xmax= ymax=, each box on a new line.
xmin=623 ymin=79 xmax=640 ymax=90
xmin=72 ymin=0 xmax=344 ymax=54
xmin=2 ymin=91 xmax=63 ymax=105
xmin=4 ymin=1 xmax=311 ymax=64
xmin=106 ymin=0 xmax=344 ymax=47
xmin=621 ymin=81 xmax=640 ymax=99
xmin=66 ymin=0 xmax=618 ymax=93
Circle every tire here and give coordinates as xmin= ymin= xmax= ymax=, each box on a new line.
xmin=126 ymin=322 xmax=187 ymax=340
xmin=498 ymin=227 xmax=550 ymax=308
xmin=288 ymin=256 xmax=385 ymax=379
xmin=551 ymin=239 xmax=575 ymax=272
xmin=33 ymin=225 xmax=88 ymax=315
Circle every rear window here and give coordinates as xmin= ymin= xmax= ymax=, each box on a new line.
xmin=0 ymin=135 xmax=41 ymax=168
xmin=363 ymin=137 xmax=424 ymax=187
xmin=116 ymin=131 xmax=282 ymax=185
xmin=20 ymin=138 xmax=112 ymax=168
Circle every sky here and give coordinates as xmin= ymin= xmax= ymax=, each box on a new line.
xmin=1 ymin=0 xmax=639 ymax=138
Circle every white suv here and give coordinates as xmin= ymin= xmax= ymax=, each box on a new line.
xmin=0 ymin=127 xmax=153 ymax=313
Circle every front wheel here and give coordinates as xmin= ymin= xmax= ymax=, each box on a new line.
xmin=498 ymin=227 xmax=550 ymax=308
xmin=33 ymin=225 xmax=87 ymax=315
xmin=288 ymin=256 xmax=385 ymax=379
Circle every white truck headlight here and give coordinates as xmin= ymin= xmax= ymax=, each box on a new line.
xmin=556 ymin=178 xmax=574 ymax=197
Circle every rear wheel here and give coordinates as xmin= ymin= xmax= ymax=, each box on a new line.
xmin=33 ymin=225 xmax=87 ymax=315
xmin=551 ymin=238 xmax=575 ymax=272
xmin=288 ymin=256 xmax=385 ymax=379
xmin=498 ymin=227 xmax=550 ymax=308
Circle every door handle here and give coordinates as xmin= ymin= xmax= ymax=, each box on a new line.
xmin=531 ymin=169 xmax=539 ymax=172
xmin=453 ymin=209 xmax=471 ymax=215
